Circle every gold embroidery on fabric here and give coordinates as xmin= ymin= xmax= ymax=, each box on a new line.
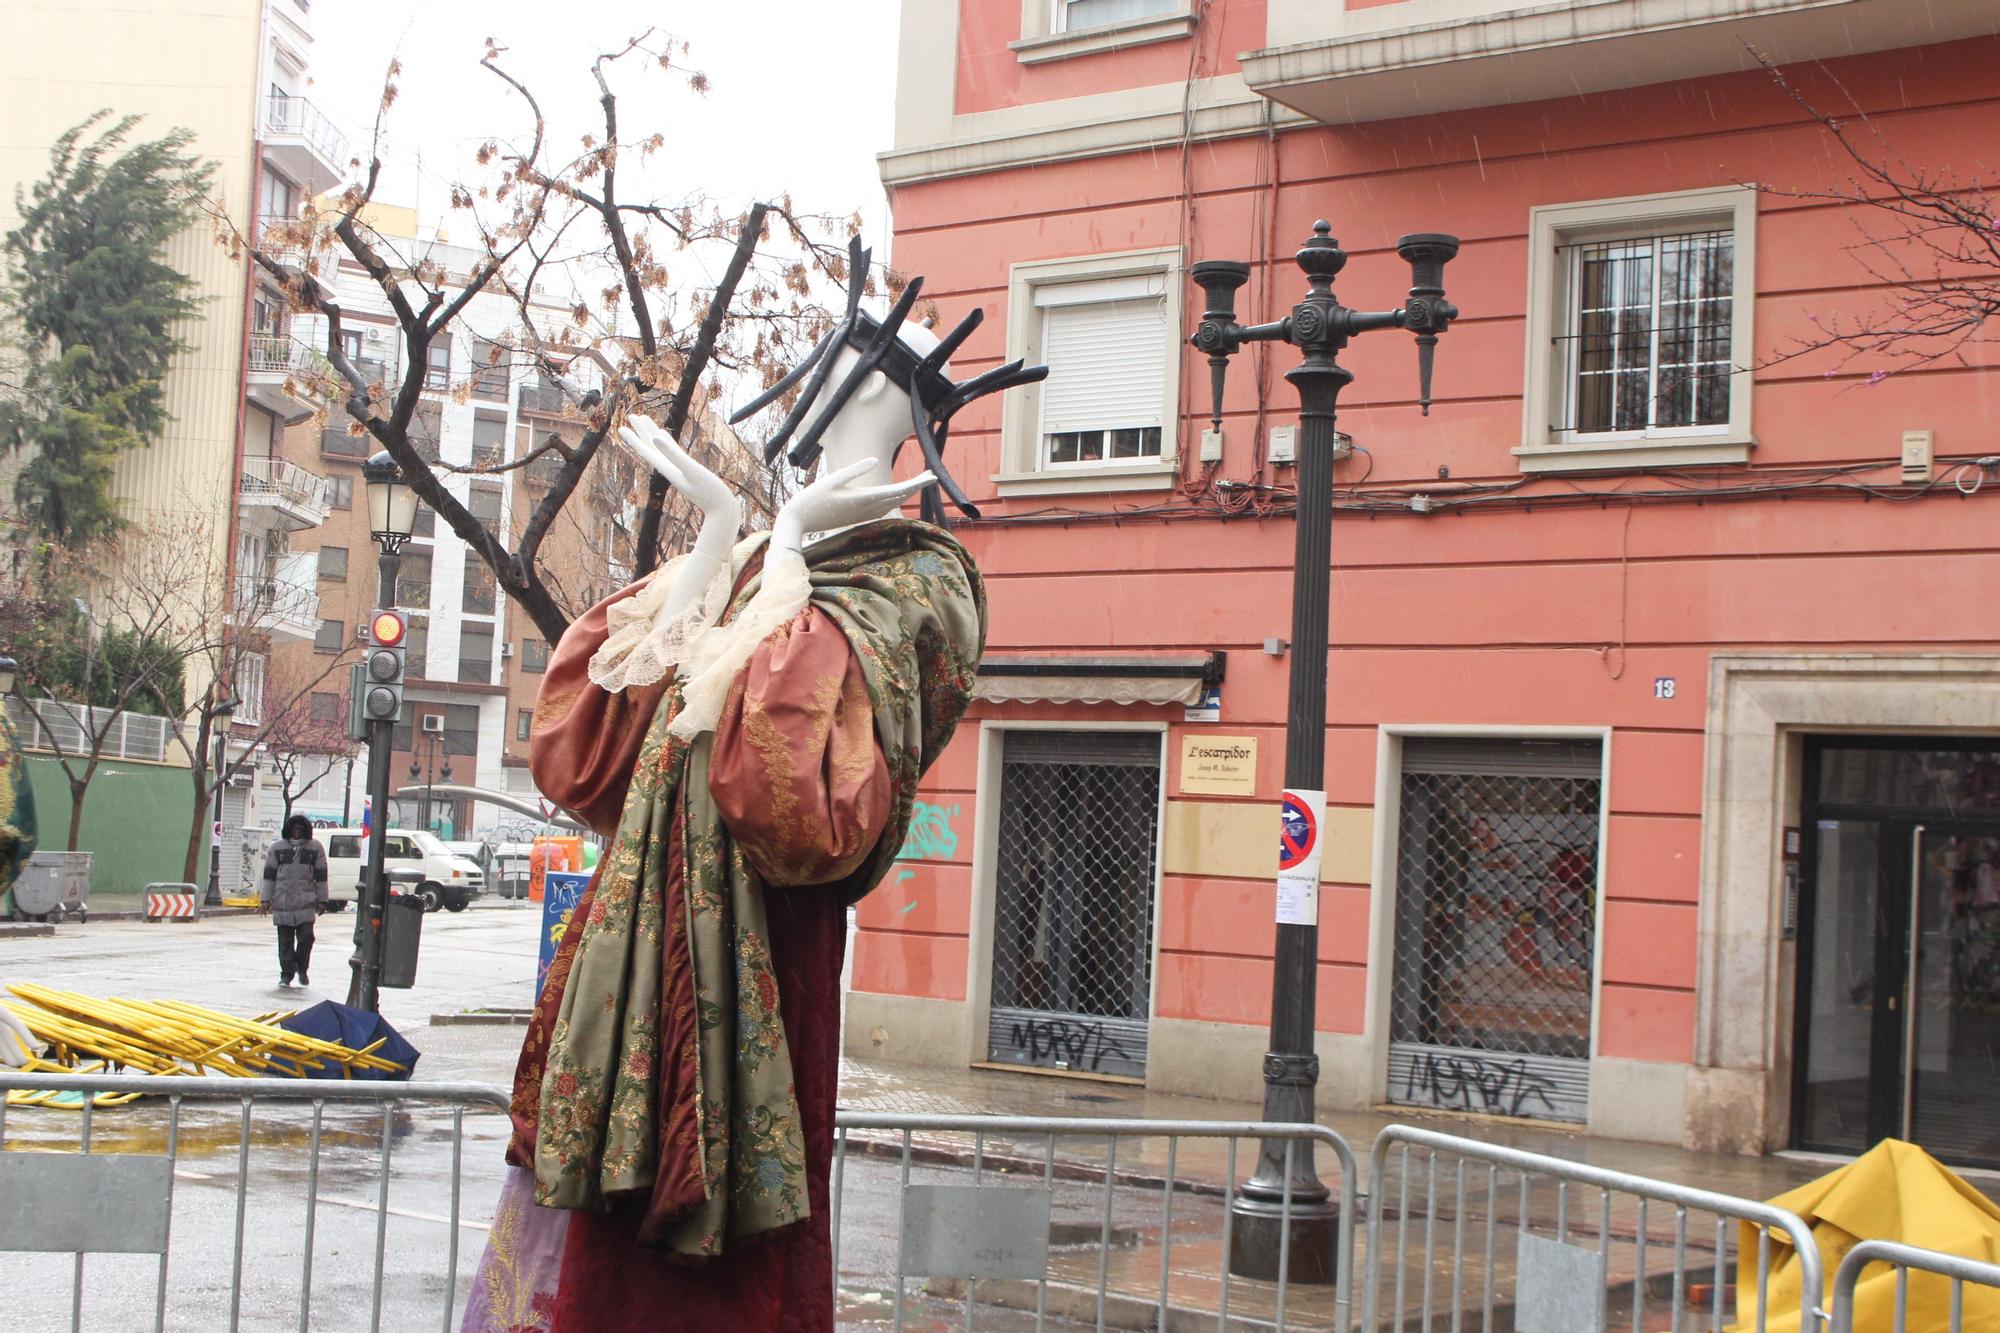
xmin=830 ymin=667 xmax=876 ymax=790
xmin=742 ymin=694 xmax=800 ymax=847
xmin=532 ymin=688 xmax=579 ymax=731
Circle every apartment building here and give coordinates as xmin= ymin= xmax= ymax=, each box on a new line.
xmin=2 ymin=0 xmax=351 ymax=892
xmin=857 ymin=0 xmax=2000 ymax=1166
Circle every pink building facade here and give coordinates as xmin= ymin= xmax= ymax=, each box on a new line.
xmin=849 ymin=0 xmax=2000 ymax=1165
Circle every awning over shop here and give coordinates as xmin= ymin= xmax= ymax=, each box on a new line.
xmin=973 ymin=652 xmax=1225 ymax=708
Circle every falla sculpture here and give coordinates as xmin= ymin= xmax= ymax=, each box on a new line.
xmin=460 ymin=235 xmax=1046 ymax=1333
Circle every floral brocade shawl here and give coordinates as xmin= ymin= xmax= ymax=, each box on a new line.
xmin=531 ymin=520 xmax=984 ymax=1257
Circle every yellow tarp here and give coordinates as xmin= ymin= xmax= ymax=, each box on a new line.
xmin=1734 ymin=1139 xmax=2000 ymax=1332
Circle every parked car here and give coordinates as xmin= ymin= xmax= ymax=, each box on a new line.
xmin=323 ymin=828 xmax=485 ymax=912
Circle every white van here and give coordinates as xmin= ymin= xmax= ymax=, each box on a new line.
xmin=323 ymin=829 xmax=486 ymax=912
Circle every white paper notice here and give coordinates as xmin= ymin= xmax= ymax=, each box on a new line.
xmin=1275 ymin=787 xmax=1325 ymax=926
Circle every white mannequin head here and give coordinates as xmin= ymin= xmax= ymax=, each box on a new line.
xmin=797 ymin=320 xmax=946 ymax=506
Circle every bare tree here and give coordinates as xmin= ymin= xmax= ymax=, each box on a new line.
xmin=0 ymin=516 xmax=217 ymax=850
xmin=257 ymin=661 xmax=359 ymax=823
xmin=1751 ymin=49 xmax=1999 ymax=380
xmin=121 ymin=543 xmax=360 ymax=884
xmin=237 ymin=31 xmax=869 ymax=639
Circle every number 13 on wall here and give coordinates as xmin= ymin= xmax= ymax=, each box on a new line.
xmin=1653 ymin=677 xmax=1676 ymax=700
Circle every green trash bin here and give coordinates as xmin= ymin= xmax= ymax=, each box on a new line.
xmin=379 ymin=892 xmax=425 ymax=989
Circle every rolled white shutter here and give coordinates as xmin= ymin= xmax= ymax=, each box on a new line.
xmin=1036 ymin=276 xmax=1167 ymax=438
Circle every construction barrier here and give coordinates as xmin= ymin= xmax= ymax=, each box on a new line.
xmin=143 ymin=883 xmax=200 ymax=921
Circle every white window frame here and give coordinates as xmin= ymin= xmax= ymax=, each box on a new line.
xmin=1518 ymin=185 xmax=1756 ymax=474
xmin=1011 ymin=0 xmax=1194 ymax=65
xmin=998 ymin=247 xmax=1183 ymax=499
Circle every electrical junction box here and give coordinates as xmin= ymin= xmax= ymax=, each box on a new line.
xmin=1901 ymin=429 xmax=1933 ymax=483
xmin=1199 ymin=428 xmax=1224 ymax=463
xmin=1268 ymin=425 xmax=1297 ymax=465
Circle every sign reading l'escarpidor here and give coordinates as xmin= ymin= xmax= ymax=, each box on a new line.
xmin=1179 ymin=735 xmax=1258 ymax=796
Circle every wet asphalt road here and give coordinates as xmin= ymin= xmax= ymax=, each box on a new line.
xmin=0 ymin=903 xmax=1127 ymax=1330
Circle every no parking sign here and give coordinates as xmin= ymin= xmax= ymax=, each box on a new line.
xmin=1276 ymin=788 xmax=1324 ymax=925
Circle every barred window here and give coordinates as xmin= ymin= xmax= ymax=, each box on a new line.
xmin=1564 ymin=229 xmax=1732 ymax=437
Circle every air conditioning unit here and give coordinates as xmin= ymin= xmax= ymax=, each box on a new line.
xmin=421 ymin=715 xmax=445 ymax=735
xmin=499 ymin=642 xmax=514 ymax=659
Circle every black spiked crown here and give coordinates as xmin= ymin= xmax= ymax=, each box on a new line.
xmin=729 ymin=235 xmax=1049 ymax=524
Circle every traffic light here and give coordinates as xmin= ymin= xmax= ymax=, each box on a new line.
xmin=361 ymin=609 xmax=407 ymax=724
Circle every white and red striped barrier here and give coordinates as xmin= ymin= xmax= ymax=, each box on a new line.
xmin=144 ymin=890 xmax=198 ymax=921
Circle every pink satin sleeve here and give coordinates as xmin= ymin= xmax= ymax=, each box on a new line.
xmin=709 ymin=608 xmax=893 ymax=887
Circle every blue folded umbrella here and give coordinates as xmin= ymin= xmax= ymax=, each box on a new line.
xmin=270 ymin=1000 xmax=421 ymax=1081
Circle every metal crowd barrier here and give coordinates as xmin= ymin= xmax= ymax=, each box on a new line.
xmin=1363 ymin=1123 xmax=1828 ymax=1332
xmin=1828 ymin=1238 xmax=2000 ymax=1333
xmin=0 ymin=1071 xmax=508 ymax=1333
xmin=832 ymin=1112 xmax=1358 ymax=1332
xmin=12 ymin=1069 xmax=2000 ymax=1333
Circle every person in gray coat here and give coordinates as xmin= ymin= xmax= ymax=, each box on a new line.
xmin=261 ymin=814 xmax=329 ymax=987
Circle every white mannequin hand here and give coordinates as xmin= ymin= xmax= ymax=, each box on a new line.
xmin=617 ymin=415 xmax=743 ymax=625
xmin=769 ymin=459 xmax=935 ymax=562
xmin=618 ymin=416 xmax=742 ymax=555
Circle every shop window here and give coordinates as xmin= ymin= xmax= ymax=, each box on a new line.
xmin=1386 ymin=736 xmax=1603 ymax=1124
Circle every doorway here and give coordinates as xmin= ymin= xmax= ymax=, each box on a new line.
xmin=1795 ymin=739 xmax=2000 ymax=1168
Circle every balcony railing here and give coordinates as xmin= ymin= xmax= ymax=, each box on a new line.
xmin=516 ymin=378 xmax=570 ymax=417
xmin=240 ymin=456 xmax=331 ymax=515
xmin=256 ymin=213 xmax=337 ymax=282
xmin=263 ymin=95 xmax=349 ymax=173
xmin=235 ymin=553 xmax=320 ymax=631
xmin=248 ymin=333 xmax=332 ymax=381
xmin=6 ymin=696 xmax=179 ymax=764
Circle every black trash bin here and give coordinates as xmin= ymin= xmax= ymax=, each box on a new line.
xmin=379 ymin=892 xmax=425 ymax=989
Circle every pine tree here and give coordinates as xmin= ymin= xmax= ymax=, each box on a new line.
xmin=0 ymin=112 xmax=213 ymax=545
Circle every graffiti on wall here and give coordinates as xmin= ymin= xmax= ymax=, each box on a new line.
xmin=897 ymin=800 xmax=960 ymax=862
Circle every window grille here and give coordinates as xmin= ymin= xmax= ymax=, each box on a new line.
xmin=987 ymin=730 xmax=1161 ymax=1078
xmin=1557 ymin=228 xmax=1732 ymax=437
xmin=1388 ymin=737 xmax=1603 ymax=1122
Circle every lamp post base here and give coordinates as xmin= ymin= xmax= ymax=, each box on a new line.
xmin=1227 ymin=1192 xmax=1342 ymax=1284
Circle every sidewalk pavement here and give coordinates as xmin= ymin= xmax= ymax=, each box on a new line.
xmin=838 ymin=1052 xmax=1827 ymax=1204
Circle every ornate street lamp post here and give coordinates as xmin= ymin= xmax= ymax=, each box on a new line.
xmin=1189 ymin=220 xmax=1459 ymax=1281
xmin=350 ymin=451 xmax=420 ymax=1012
xmin=202 ymin=695 xmax=237 ymax=908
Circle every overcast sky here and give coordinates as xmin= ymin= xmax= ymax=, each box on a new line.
xmin=304 ymin=0 xmax=901 ymax=275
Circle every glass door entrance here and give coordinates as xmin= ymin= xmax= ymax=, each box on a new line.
xmin=1796 ymin=741 xmax=2000 ymax=1168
